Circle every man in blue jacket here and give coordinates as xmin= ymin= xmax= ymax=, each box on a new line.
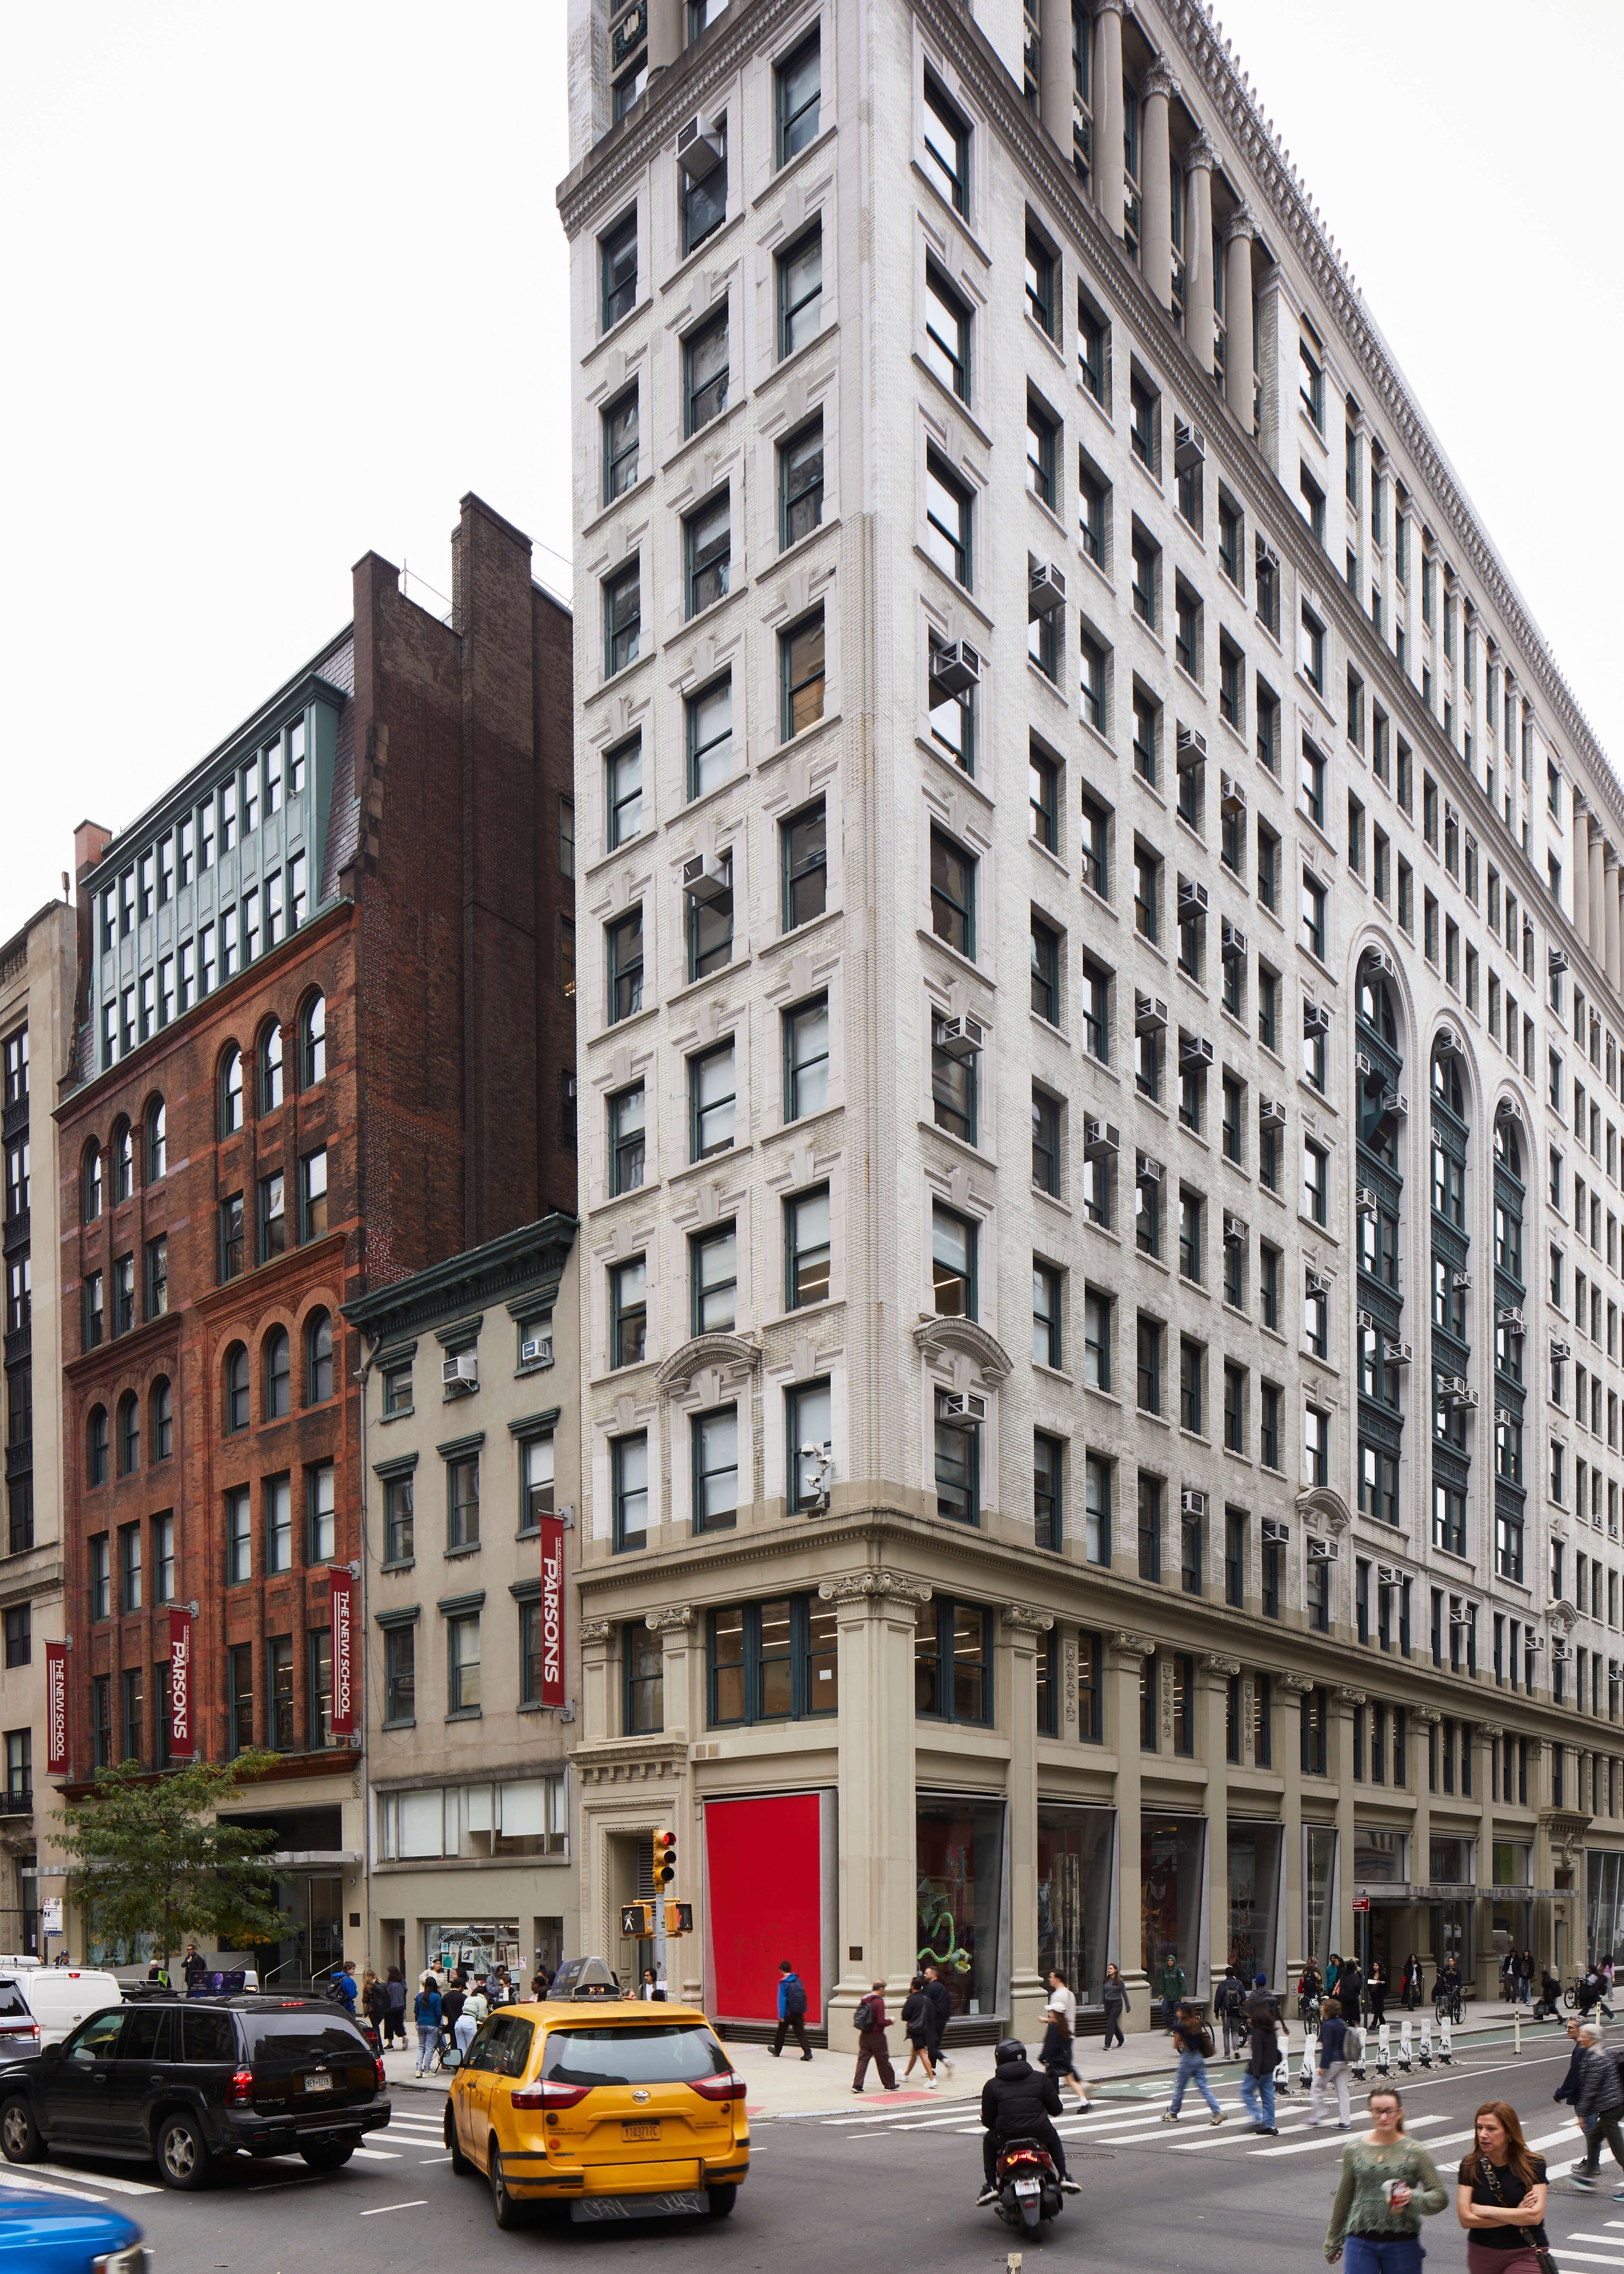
xmin=773 ymin=1960 xmax=813 ymax=2060
xmin=1307 ymin=2006 xmax=1352 ymax=2128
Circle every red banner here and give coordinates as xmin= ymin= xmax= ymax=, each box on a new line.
xmin=168 ymin=1609 xmax=192 ymax=1757
xmin=539 ymin=1516 xmax=566 ymax=1709
xmin=45 ymin=1642 xmax=68 ymax=1776
xmin=329 ymin=1570 xmax=355 ymax=1738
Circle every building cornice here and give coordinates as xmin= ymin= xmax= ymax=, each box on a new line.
xmin=344 ymin=1214 xmax=578 ymax=1344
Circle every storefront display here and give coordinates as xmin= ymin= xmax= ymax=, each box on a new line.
xmin=1036 ymin=1806 xmax=1113 ymax=2005
xmin=424 ymin=1921 xmax=520 ymax=1978
xmin=703 ymin=1793 xmax=831 ymax=2025
xmin=1141 ymin=1815 xmax=1204 ymax=1993
xmin=1226 ymin=1822 xmax=1282 ymax=1985
xmin=1305 ymin=1826 xmax=1338 ymax=1971
xmin=1428 ymin=1835 xmax=1476 ymax=1978
xmin=917 ymin=1795 xmax=1006 ymax=2017
xmin=1588 ymin=1850 xmax=1624 ymax=1966
xmin=1491 ymin=1842 xmax=1532 ymax=1971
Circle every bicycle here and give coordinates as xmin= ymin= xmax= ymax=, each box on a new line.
xmin=1433 ymin=1984 xmax=1464 ymax=2026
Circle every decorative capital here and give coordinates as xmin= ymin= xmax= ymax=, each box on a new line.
xmin=1092 ymin=0 xmax=1125 ymax=15
xmin=818 ymin=1570 xmax=932 ymax=1610
xmin=1479 ymin=1722 xmax=1505 ymax=1741
xmin=1223 ymin=200 xmax=1260 ymax=244
xmin=1182 ymin=127 xmax=1217 ymax=174
xmin=1203 ymin=1652 xmax=1241 ymax=1679
xmin=1335 ymin=1685 xmax=1367 ymax=1709
xmin=1109 ymin=1629 xmax=1156 ymax=1665
xmin=1141 ymin=56 xmax=1181 ymax=103
xmin=911 ymin=1314 xmax=1015 ymax=1386
xmin=1002 ymin=1602 xmax=1056 ymax=1639
xmin=579 ymin=1618 xmax=614 ymax=1648
xmin=1412 ymin=1704 xmax=1442 ymax=1725
xmin=645 ymin=1603 xmax=694 ymax=1634
xmin=653 ymin=1332 xmax=761 ymax=1396
xmin=1276 ymin=1672 xmax=1314 ymax=1696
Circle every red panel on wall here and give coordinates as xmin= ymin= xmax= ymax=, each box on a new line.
xmin=704 ymin=1794 xmax=823 ymax=2025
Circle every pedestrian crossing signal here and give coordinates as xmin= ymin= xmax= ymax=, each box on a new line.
xmin=652 ymin=1829 xmax=678 ymax=1888
xmin=664 ymin=1900 xmax=693 ymax=1936
xmin=620 ymin=1901 xmax=654 ymax=1938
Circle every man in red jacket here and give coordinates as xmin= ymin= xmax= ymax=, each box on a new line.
xmin=853 ymin=1981 xmax=896 ymax=2093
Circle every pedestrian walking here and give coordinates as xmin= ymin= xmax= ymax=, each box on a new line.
xmin=413 ymin=1973 xmax=443 ymax=2076
xmin=1323 ymin=2085 xmax=1447 ymax=2269
xmin=1215 ymin=1963 xmax=1246 ymax=2058
xmin=1158 ymin=1952 xmax=1187 ymax=2030
xmin=1161 ymin=2000 xmax=1224 ymax=2125
xmin=1567 ymin=2018 xmax=1624 ymax=2192
xmin=852 ymin=1981 xmax=896 ymax=2093
xmin=1401 ymin=1954 xmax=1423 ymax=2011
xmin=1039 ymin=1969 xmax=1090 ymax=2112
xmin=1239 ymin=1982 xmax=1280 ymax=2135
xmin=1310 ymin=2007 xmax=1354 ymax=2128
xmin=773 ymin=1959 xmax=814 ymax=2060
xmin=900 ymin=1976 xmax=936 ymax=2086
xmin=464 ymin=1982 xmax=489 ymax=2038
xmin=453 ymin=1977 xmax=480 ymax=2063
xmin=1325 ymin=1953 xmax=1343 ymax=2001
xmin=362 ymin=1969 xmax=385 ymax=2036
xmin=383 ymin=1965 xmax=407 ymax=2047
xmin=1339 ymin=1960 xmax=1364 ymax=2027
xmin=1100 ymin=1961 xmax=1128 ymax=2050
xmin=1367 ymin=1961 xmax=1388 ymax=2027
xmin=922 ymin=1963 xmax=955 ymax=2078
xmin=442 ymin=1974 xmax=466 ymax=2056
xmin=1517 ymin=1949 xmax=1534 ymax=2005
xmin=1455 ymin=2099 xmax=1551 ymax=2274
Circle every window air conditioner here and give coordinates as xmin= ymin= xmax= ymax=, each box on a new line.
xmin=442 ymin=1349 xmax=478 ymax=1395
xmin=1028 ymin=557 xmax=1067 ymax=618
xmin=1174 ymin=418 xmax=1206 ymax=473
xmin=1551 ymin=1339 xmax=1572 ymax=1362
xmin=1084 ymin=1117 xmax=1120 ymax=1160
xmin=1380 ymin=1089 xmax=1407 ymax=1119
xmin=1443 ymin=1378 xmax=1479 ymax=1409
xmin=520 ymin=1334 xmax=554 ymax=1368
xmin=1524 ymin=1633 xmax=1545 ymax=1652
xmin=1356 ymin=1186 xmax=1378 ymax=1217
xmin=1375 ymin=1564 xmax=1404 ymax=1587
xmin=1179 ymin=1034 xmax=1214 ymax=1069
xmin=1550 ymin=948 xmax=1570 ymax=977
xmin=1302 ymin=999 xmax=1332 ymax=1036
xmin=1221 ymin=918 xmax=1247 ymax=962
xmin=1449 ymin=1601 xmax=1474 ymax=1625
xmin=935 ymin=1014 xmax=984 ymax=1062
xmin=1384 ymin=1338 xmax=1412 ymax=1365
xmin=1176 ymin=723 xmax=1207 ymax=768
xmin=676 ymin=114 xmax=726 ymax=178
xmin=1135 ymin=992 xmax=1168 ymax=1034
xmin=1436 ymin=1025 xmax=1464 ymax=1056
xmin=1553 ymin=1641 xmax=1573 ymax=1664
xmin=1223 ymin=1212 xmax=1246 ymax=1244
xmin=1355 ymin=1051 xmax=1375 ymax=1080
xmin=681 ymin=850 xmax=732 ymax=906
xmin=929 ymin=639 xmax=981 ymax=698
xmin=1304 ymin=1267 xmax=1328 ymax=1297
xmin=1259 ymin=1095 xmax=1288 ymax=1130
xmin=1220 ymin=771 xmax=1247 ymax=817
xmin=1451 ymin=1268 xmax=1472 ymax=1290
xmin=1375 ymin=951 xmax=1398 ymax=978
xmin=1495 ymin=1405 xmax=1515 ymax=1427
xmin=1178 ymin=877 xmax=1208 ymax=917
xmin=1497 ymin=1308 xmax=1525 ymax=1333
xmin=1136 ymin=1151 xmax=1163 ymax=1186
xmin=1357 ymin=1308 xmax=1377 ymax=1331
xmin=937 ymin=1390 xmax=988 ymax=1430
xmin=1306 ymin=1537 xmax=1338 ymax=1563
xmin=1180 ymin=1488 xmax=1207 ymax=1518
xmin=1262 ymin=1519 xmax=1289 ymax=1544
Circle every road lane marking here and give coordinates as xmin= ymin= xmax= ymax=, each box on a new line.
xmin=352 ymin=2147 xmax=400 ymax=2161
xmin=1250 ymin=2112 xmax=1453 ymax=2158
xmin=0 ymin=2173 xmax=118 ymax=2203
xmin=418 ymin=2154 xmax=453 ymax=2164
xmin=359 ymin=2198 xmax=428 ymax=2216
xmin=1546 ymin=2253 xmax=1624 ymax=2268
xmin=19 ymin=2163 xmax=161 ymax=2195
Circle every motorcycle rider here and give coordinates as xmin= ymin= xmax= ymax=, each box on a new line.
xmin=975 ymin=2036 xmax=1081 ymax=2206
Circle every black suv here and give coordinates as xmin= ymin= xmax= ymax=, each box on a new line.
xmin=0 ymin=1995 xmax=390 ymax=2190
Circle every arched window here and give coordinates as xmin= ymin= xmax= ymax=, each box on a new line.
xmin=82 ymin=1143 xmax=103 ymax=1223
xmin=300 ymin=992 xmax=326 ymax=1088
xmin=1357 ymin=964 xmax=1398 ymax=1043
xmin=1494 ymin=1117 xmax=1523 ymax=1179
xmin=306 ymin=1308 xmax=334 ymax=1403
xmin=1432 ymin=1049 xmax=1465 ymax=1115
xmin=151 ymin=1375 xmax=173 ymax=1461
xmin=87 ymin=1405 xmax=108 ymax=1486
xmin=117 ymin=1390 xmax=140 ymax=1475
xmin=220 ymin=1047 xmax=244 ymax=1137
xmin=259 ymin=1023 xmax=284 ymax=1113
xmin=265 ymin=1327 xmax=290 ymax=1419
xmin=112 ymin=1119 xmax=134 ymax=1202
xmin=224 ymin=1342 xmax=249 ymax=1434
xmin=145 ymin=1098 xmax=166 ymax=1181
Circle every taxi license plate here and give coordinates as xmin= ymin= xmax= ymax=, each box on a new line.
xmin=305 ymin=2073 xmax=333 ymax=2093
xmin=621 ymin=2121 xmax=660 ymax=2140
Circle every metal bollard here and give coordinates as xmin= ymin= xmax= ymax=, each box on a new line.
xmin=1397 ymin=2017 xmax=1412 ymax=2072
xmin=1514 ymin=2004 xmax=1522 ymax=2058
xmin=1439 ymin=2017 xmax=1453 ymax=2066
xmin=1417 ymin=2016 xmax=1433 ymax=2068
xmin=1375 ymin=2021 xmax=1391 ymax=2076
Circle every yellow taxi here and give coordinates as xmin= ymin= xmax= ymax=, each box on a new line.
xmin=443 ymin=1961 xmax=750 ymax=2230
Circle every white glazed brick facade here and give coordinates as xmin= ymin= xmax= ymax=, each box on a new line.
xmin=559 ymin=0 xmax=1624 ymax=2030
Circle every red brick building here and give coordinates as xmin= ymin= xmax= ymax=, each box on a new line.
xmin=53 ymin=495 xmax=574 ymax=1968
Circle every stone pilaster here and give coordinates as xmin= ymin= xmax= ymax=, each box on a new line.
xmin=1091 ymin=0 xmax=1126 ymax=240
xmin=1182 ymin=131 xmax=1216 ymax=377
xmin=1109 ymin=1629 xmax=1154 ymax=2026
xmin=1223 ymin=207 xmax=1258 ymax=430
xmin=1039 ymin=0 xmax=1074 ymax=154
xmin=1138 ymin=58 xmax=1178 ymax=308
xmin=1204 ymin=1653 xmax=1239 ymax=1988
xmin=1004 ymin=1603 xmax=1056 ymax=2039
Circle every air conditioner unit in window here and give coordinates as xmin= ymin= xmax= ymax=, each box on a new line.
xmin=1223 ymin=1212 xmax=1246 ymax=1244
xmin=1525 ymin=1633 xmax=1545 ymax=1652
xmin=1135 ymin=991 xmax=1168 ymax=1034
xmin=442 ymin=1349 xmax=478 ymax=1395
xmin=1449 ymin=1601 xmax=1474 ymax=1625
xmin=1306 ymin=1537 xmax=1338 ymax=1563
xmin=937 ymin=1390 xmax=988 ymax=1430
xmin=1084 ymin=1117 xmax=1120 ymax=1160
xmin=1553 ymin=1641 xmax=1573 ymax=1664
xmin=1028 ymin=557 xmax=1067 ymax=617
xmin=1376 ymin=1564 xmax=1404 ymax=1587
xmin=1262 ymin=1518 xmax=1290 ymax=1544
xmin=1608 ymin=1658 xmax=1623 ymax=1683
xmin=1495 ymin=1405 xmax=1515 ymax=1427
xmin=1174 ymin=417 xmax=1206 ymax=473
xmin=1442 ymin=1377 xmax=1479 ymax=1409
xmin=1179 ymin=1034 xmax=1214 ymax=1069
xmin=1356 ymin=1185 xmax=1378 ymax=1217
xmin=1304 ymin=1266 xmax=1328 ymax=1297
xmin=1357 ymin=1307 xmax=1376 ymax=1331
xmin=1436 ymin=1024 xmax=1464 ymax=1056
xmin=1497 ymin=1307 xmax=1525 ymax=1334
xmin=1452 ymin=1268 xmax=1472 ymax=1290
xmin=1302 ymin=999 xmax=1332 ymax=1036
xmin=1385 ymin=1338 xmax=1412 ymax=1365
xmin=1221 ymin=918 xmax=1247 ymax=962
xmin=935 ymin=1014 xmax=985 ymax=1062
xmin=681 ymin=850 xmax=732 ymax=905
xmin=1552 ymin=1339 xmax=1573 ymax=1362
xmin=1259 ymin=1095 xmax=1288 ymax=1130
xmin=1551 ymin=948 xmax=1570 ymax=977
xmin=1136 ymin=1151 xmax=1163 ymax=1186
xmin=1175 ymin=723 xmax=1207 ymax=769
xmin=520 ymin=1334 xmax=554 ymax=1368
xmin=929 ymin=639 xmax=981 ymax=698
xmin=1180 ymin=1488 xmax=1207 ymax=1518
xmin=1374 ymin=951 xmax=1398 ymax=978
xmin=676 ymin=113 xmax=726 ymax=177
xmin=1355 ymin=1051 xmax=1375 ymax=1080
xmin=1220 ymin=773 xmax=1247 ymax=820
xmin=1380 ymin=1088 xmax=1407 ymax=1119
xmin=1178 ymin=877 xmax=1208 ymax=916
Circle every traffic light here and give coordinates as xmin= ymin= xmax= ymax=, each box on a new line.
xmin=620 ymin=1901 xmax=654 ymax=1938
xmin=664 ymin=1900 xmax=693 ymax=1937
xmin=652 ymin=1829 xmax=677 ymax=1889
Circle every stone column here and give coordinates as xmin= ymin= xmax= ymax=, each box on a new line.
xmin=648 ymin=1603 xmax=697 ymax=1741
xmin=1039 ymin=0 xmax=1074 ymax=153
xmin=1333 ymin=1688 xmax=1365 ymax=1964
xmin=1138 ymin=59 xmax=1178 ymax=308
xmin=1004 ymin=1604 xmax=1055 ymax=2041
xmin=1475 ymin=1724 xmax=1502 ymax=2004
xmin=1182 ymin=132 xmax=1216 ymax=377
xmin=579 ymin=1618 xmax=615 ymax=1743
xmin=818 ymin=1572 xmax=928 ymax=2023
xmin=1590 ymin=824 xmax=1605 ymax=952
xmin=1110 ymin=1631 xmax=1154 ymax=2028
xmin=1413 ymin=1707 xmax=1440 ymax=1972
xmin=647 ymin=0 xmax=681 ymax=75
xmin=648 ymin=1605 xmax=701 ymax=1997
xmin=1223 ymin=207 xmax=1258 ymax=430
xmin=1091 ymin=0 xmax=1126 ymax=240
xmin=1572 ymin=797 xmax=1590 ymax=951
xmin=1205 ymin=1654 xmax=1239 ymax=1991
xmin=1279 ymin=1674 xmax=1312 ymax=1976
xmin=1607 ymin=848 xmax=1622 ymax=993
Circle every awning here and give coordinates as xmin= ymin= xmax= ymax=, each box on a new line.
xmin=21 ymin=1849 xmax=361 ymax=1881
xmin=1352 ymin=1882 xmax=1566 ymax=1902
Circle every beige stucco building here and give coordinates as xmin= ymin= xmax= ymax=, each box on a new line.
xmin=0 ymin=897 xmax=77 ymax=1954
xmin=348 ymin=1216 xmax=582 ymax=1985
xmin=557 ymin=0 xmax=1624 ymax=2039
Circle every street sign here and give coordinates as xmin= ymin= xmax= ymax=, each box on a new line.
xmin=1352 ymin=1897 xmax=1370 ymax=1913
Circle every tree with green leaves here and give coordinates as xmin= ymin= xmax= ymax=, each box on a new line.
xmin=55 ymin=1753 xmax=288 ymax=1967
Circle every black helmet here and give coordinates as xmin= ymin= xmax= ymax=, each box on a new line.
xmin=995 ymin=2036 xmax=1026 ymax=2065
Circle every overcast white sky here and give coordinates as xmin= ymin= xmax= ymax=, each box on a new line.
xmin=1 ymin=0 xmax=1618 ymax=929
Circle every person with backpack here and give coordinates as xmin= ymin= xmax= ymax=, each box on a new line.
xmin=1567 ymin=2019 xmax=1624 ymax=2190
xmin=852 ymin=1980 xmax=896 ymax=2093
xmin=1158 ymin=1953 xmax=1187 ymax=2031
xmin=974 ymin=2037 xmax=1081 ymax=2206
xmin=1215 ymin=1963 xmax=1245 ymax=2058
xmin=1161 ymin=2000 xmax=1225 ymax=2124
xmin=922 ymin=1962 xmax=956 ymax=2078
xmin=773 ymin=1960 xmax=814 ymax=2060
xmin=900 ymin=1975 xmax=937 ymax=2086
xmin=1240 ymin=1982 xmax=1280 ymax=2135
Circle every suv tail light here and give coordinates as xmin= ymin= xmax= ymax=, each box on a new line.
xmin=225 ymin=2068 xmax=255 ymax=2106
xmin=511 ymin=2079 xmax=590 ymax=2111
xmin=375 ymin=2056 xmax=387 ymax=2089
xmin=687 ymin=2072 xmax=748 ymax=2102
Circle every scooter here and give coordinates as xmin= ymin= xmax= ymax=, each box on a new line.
xmin=988 ymin=2137 xmax=1065 ymax=2237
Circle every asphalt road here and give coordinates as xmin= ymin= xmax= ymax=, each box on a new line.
xmin=8 ymin=2029 xmax=1621 ymax=2274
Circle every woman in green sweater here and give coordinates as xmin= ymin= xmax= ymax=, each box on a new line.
xmin=1324 ymin=2085 xmax=1448 ymax=2270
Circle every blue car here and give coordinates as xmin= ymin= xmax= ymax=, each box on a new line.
xmin=0 ymin=2190 xmax=148 ymax=2269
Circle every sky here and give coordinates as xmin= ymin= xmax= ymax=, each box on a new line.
xmin=1 ymin=0 xmax=1618 ymax=928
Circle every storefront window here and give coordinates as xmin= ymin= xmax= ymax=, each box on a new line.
xmin=1304 ymin=1825 xmax=1338 ymax=1971
xmin=1491 ymin=1841 xmax=1533 ymax=1973
xmin=424 ymin=1921 xmax=522 ymax=1978
xmin=1226 ymin=1822 xmax=1282 ymax=1985
xmin=1036 ymin=1806 xmax=1113 ymax=2006
xmin=917 ymin=1796 xmax=1005 ymax=2018
xmin=1588 ymin=1850 xmax=1624 ymax=1967
xmin=1430 ymin=1835 xmax=1473 ymax=1883
xmin=1141 ymin=1814 xmax=1204 ymax=1991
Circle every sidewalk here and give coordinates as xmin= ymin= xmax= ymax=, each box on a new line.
xmin=380 ymin=1997 xmax=1547 ymax=2121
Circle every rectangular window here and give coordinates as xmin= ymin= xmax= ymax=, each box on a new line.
xmin=299 ymin=1149 xmax=328 ymax=1243
xmin=603 ymin=559 xmax=641 ymax=676
xmin=924 ymin=451 xmax=972 ymax=589
xmin=692 ymin=1407 xmax=739 ymax=1534
xmin=777 ymin=224 xmax=822 ymax=356
xmin=788 ymin=1379 xmax=833 ymax=1513
xmin=922 ymin=74 xmax=970 ymax=216
xmin=787 ymin=1186 xmax=832 ymax=1309
xmin=607 ymin=735 xmax=642 ymax=848
xmin=1030 ymin=911 xmax=1061 ymax=1025
xmin=689 ymin=1041 xmax=735 ymax=1158
xmin=776 ymin=29 xmax=821 ymax=163
xmin=915 ymin=1600 xmax=991 ymax=1723
xmin=613 ymin=1432 xmax=649 ymax=1552
xmin=607 ymin=907 xmax=644 ymax=1022
xmin=684 ymin=311 xmax=729 ymax=436
xmin=609 ymin=1083 xmax=646 ymax=1194
xmin=265 ymin=1474 xmax=292 ymax=1576
xmin=1032 ymin=1085 xmax=1061 ymax=1197
xmin=1129 ymin=371 xmax=1158 ymax=474
xmin=932 ymin=1203 xmax=976 ymax=1320
xmin=1032 ymin=1260 xmax=1063 ymax=1370
xmin=785 ymin=995 xmax=830 ymax=1121
xmin=930 ymin=826 xmax=975 ymax=957
xmin=1137 ymin=1315 xmax=1163 ymax=1417
xmin=603 ymin=385 xmax=639 ymax=501
xmin=1137 ymin=1472 xmax=1163 ymax=1582
xmin=609 ymin=1258 xmax=648 ymax=1368
xmin=781 ymin=798 xmax=828 ymax=930
xmin=1076 ymin=283 xmax=1107 ymax=403
xmin=685 ymin=492 xmax=730 ymax=617
xmin=781 ymin=609 xmax=825 ymax=739
xmin=780 ymin=416 xmax=824 ymax=548
xmin=691 ymin=1223 xmax=737 ymax=1336
xmin=600 ymin=209 xmax=637 ymax=329
xmin=383 ymin=1472 xmax=414 ymax=1565
xmin=1026 ymin=392 xmax=1058 ymax=509
xmin=447 ymin=1611 xmax=481 ymax=1715
xmin=924 ymin=261 xmax=971 ymax=403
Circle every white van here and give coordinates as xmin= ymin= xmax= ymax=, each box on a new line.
xmin=0 ymin=1963 xmax=125 ymax=2049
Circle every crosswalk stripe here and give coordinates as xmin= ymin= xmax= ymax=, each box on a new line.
xmin=1250 ymin=2112 xmax=1454 ymax=2160
xmin=0 ymin=2173 xmax=120 ymax=2205
xmin=1547 ymin=2253 xmax=1624 ymax=2268
xmin=352 ymin=2147 xmax=400 ymax=2161
xmin=0 ymin=2161 xmax=160 ymax=2197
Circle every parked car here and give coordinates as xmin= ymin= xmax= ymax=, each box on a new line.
xmin=0 ymin=1994 xmax=389 ymax=2190
xmin=0 ymin=2189 xmax=147 ymax=2269
xmin=0 ymin=1968 xmax=124 ymax=2051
